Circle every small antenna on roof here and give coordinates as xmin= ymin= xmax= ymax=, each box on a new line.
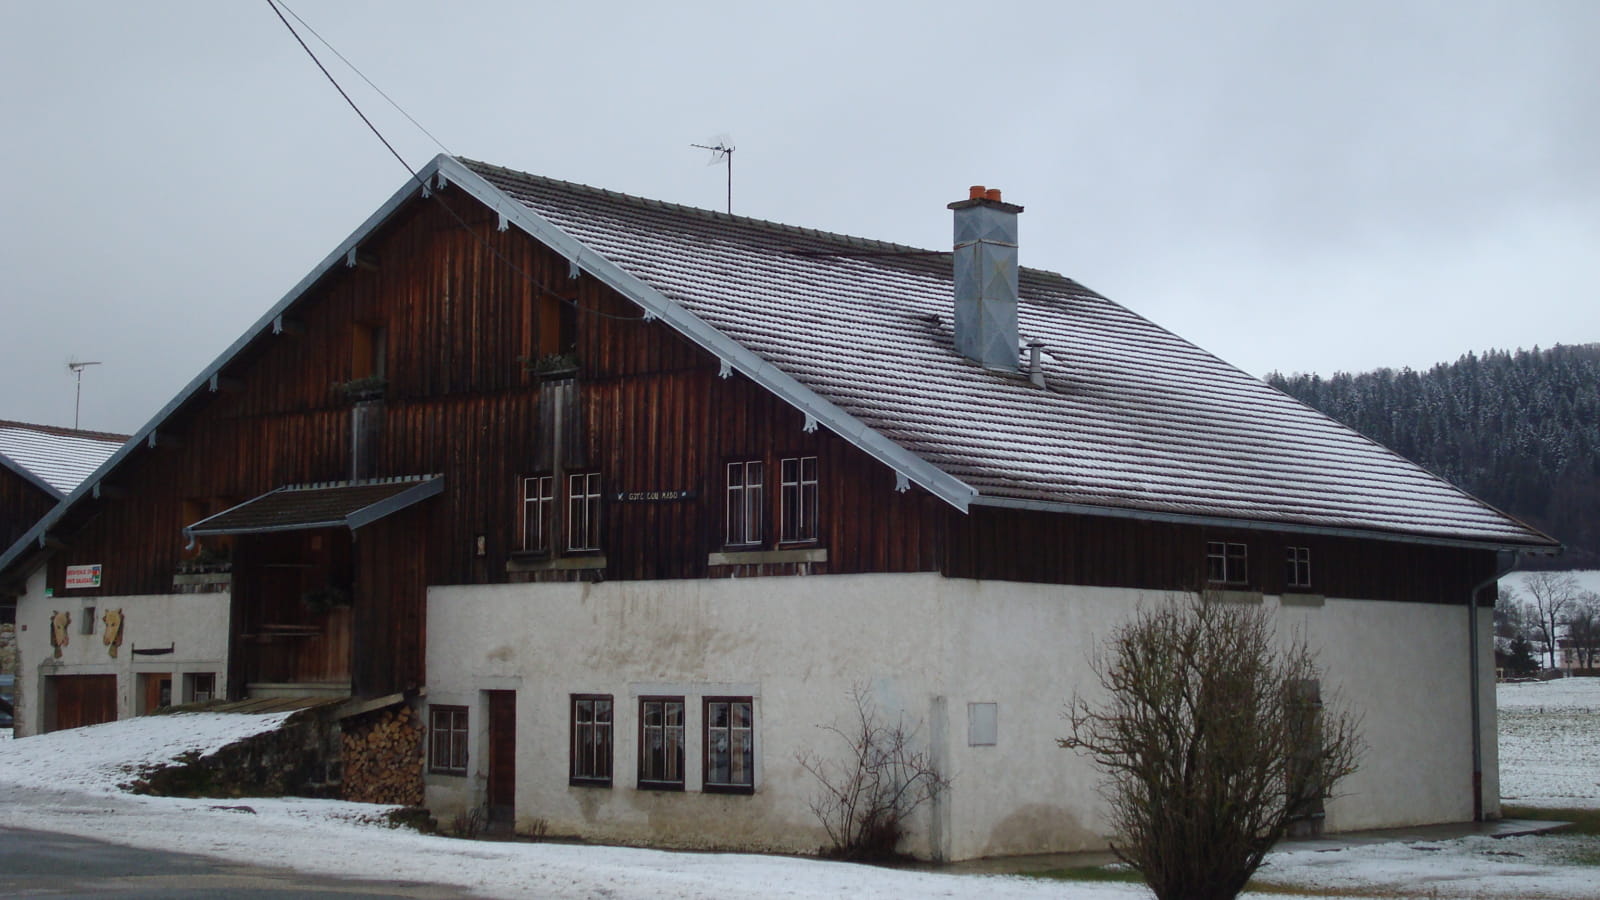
xmin=67 ymin=359 xmax=102 ymax=430
xmin=690 ymin=135 xmax=735 ymax=214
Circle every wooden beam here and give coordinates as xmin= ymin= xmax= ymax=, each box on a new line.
xmin=91 ymin=483 xmax=128 ymax=500
xmin=147 ymin=431 xmax=183 ymax=450
xmin=272 ymin=315 xmax=305 ymax=336
xmin=208 ymin=373 xmax=244 ymax=393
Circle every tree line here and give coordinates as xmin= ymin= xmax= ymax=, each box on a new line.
xmin=1268 ymin=343 xmax=1600 ymax=568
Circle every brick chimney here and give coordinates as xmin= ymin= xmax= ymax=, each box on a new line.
xmin=949 ymin=185 xmax=1024 ymax=371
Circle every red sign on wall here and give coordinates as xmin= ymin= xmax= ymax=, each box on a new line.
xmin=65 ymin=564 xmax=102 ymax=589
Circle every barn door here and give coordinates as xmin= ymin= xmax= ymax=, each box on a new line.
xmin=485 ymin=690 xmax=516 ymax=829
xmin=50 ymin=674 xmax=118 ymax=732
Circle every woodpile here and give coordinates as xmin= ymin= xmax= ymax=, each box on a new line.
xmin=341 ymin=705 xmax=424 ymax=806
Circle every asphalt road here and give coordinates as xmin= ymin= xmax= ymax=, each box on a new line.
xmin=0 ymin=826 xmax=480 ymax=899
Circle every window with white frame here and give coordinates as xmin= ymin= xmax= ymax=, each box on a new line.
xmin=725 ymin=460 xmax=764 ymax=546
xmin=521 ymin=474 xmax=554 ymax=552
xmin=1285 ymin=546 xmax=1312 ymax=589
xmin=570 ymin=694 xmax=613 ymax=786
xmin=703 ymin=697 xmax=754 ymax=793
xmin=567 ymin=472 xmax=602 ymax=552
xmin=429 ymin=705 xmax=469 ymax=775
xmin=1207 ymin=541 xmax=1248 ymax=585
xmin=638 ymin=697 xmax=685 ymax=790
xmin=185 ymin=672 xmax=216 ymax=703
xmin=779 ymin=456 xmax=818 ymax=543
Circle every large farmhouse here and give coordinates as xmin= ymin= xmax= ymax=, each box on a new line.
xmin=0 ymin=156 xmax=1557 ymax=860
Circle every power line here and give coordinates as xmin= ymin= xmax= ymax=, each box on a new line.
xmin=261 ymin=0 xmax=646 ymax=323
xmin=274 ymin=0 xmax=454 ymax=157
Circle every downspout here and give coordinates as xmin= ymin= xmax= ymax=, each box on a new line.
xmin=1469 ymin=549 xmax=1519 ymax=821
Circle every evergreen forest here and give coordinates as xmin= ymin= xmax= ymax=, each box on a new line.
xmin=1268 ymin=343 xmax=1600 ymax=568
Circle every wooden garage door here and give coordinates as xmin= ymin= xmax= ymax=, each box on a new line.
xmin=51 ymin=674 xmax=117 ymax=732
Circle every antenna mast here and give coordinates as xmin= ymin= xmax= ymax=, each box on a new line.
xmin=690 ymin=138 xmax=735 ymax=214
xmin=67 ymin=360 xmax=102 ymax=430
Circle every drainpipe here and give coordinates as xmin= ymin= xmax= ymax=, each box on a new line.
xmin=1468 ymin=549 xmax=1518 ymax=821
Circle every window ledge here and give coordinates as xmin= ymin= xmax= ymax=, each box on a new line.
xmin=1279 ymin=592 xmax=1326 ymax=607
xmin=1206 ymin=588 xmax=1264 ymax=605
xmin=507 ymin=554 xmax=608 ymax=573
xmin=172 ymin=572 xmax=232 ymax=587
xmin=708 ymin=548 xmax=828 ymax=567
xmin=703 ymin=783 xmax=755 ymax=795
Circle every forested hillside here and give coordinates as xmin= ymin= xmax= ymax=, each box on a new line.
xmin=1268 ymin=344 xmax=1600 ymax=567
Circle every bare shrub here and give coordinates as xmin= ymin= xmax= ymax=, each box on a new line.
xmin=796 ymin=685 xmax=949 ymax=860
xmin=1061 ymin=595 xmax=1362 ymax=900
xmin=448 ymin=805 xmax=484 ymax=839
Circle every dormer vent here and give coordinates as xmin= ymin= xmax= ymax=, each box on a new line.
xmin=949 ymin=186 xmax=1024 ymax=371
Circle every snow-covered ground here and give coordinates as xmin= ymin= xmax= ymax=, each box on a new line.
xmin=0 ymin=679 xmax=1597 ymax=898
xmin=1498 ymin=677 xmax=1600 ymax=808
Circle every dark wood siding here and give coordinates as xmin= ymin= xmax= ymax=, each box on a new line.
xmin=944 ymin=505 xmax=1498 ymax=605
xmin=0 ymin=468 xmax=58 ymax=567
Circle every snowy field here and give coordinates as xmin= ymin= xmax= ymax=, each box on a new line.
xmin=1503 ymin=569 xmax=1600 ymax=598
xmin=0 ymin=680 xmax=1597 ymax=898
xmin=1498 ymin=677 xmax=1600 ymax=809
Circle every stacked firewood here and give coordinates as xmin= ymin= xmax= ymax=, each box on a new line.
xmin=341 ymin=705 xmax=425 ymax=806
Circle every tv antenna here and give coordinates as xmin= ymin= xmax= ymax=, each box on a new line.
xmin=67 ymin=359 xmax=102 ymax=430
xmin=690 ymin=135 xmax=735 ymax=214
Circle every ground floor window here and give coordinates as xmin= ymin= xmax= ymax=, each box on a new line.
xmin=429 ymin=705 xmax=469 ymax=775
xmin=703 ymin=697 xmax=754 ymax=793
xmin=638 ymin=696 xmax=685 ymax=790
xmin=570 ymin=694 xmax=613 ymax=786
xmin=184 ymin=672 xmax=216 ymax=703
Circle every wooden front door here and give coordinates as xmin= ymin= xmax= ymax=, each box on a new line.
xmin=486 ymin=690 xmax=516 ymax=827
xmin=50 ymin=674 xmax=117 ymax=732
xmin=140 ymin=673 xmax=172 ymax=713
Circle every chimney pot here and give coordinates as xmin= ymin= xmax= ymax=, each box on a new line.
xmin=968 ymin=185 xmax=986 ymax=200
xmin=985 ymin=188 xmax=1002 ymax=202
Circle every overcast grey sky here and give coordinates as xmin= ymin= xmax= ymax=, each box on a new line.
xmin=2 ymin=0 xmax=1596 ymax=435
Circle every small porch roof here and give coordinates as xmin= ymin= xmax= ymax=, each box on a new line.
xmin=184 ymin=476 xmax=442 ymax=537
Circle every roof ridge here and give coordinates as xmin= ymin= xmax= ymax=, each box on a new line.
xmin=457 ymin=157 xmax=1007 ymax=266
xmin=0 ymin=419 xmax=129 ymax=443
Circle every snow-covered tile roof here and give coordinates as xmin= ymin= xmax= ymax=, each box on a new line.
xmin=463 ymin=160 xmax=1551 ymax=548
xmin=0 ymin=420 xmax=127 ymax=496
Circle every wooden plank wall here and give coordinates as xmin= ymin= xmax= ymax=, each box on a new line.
xmin=945 ymin=505 xmax=1499 ymax=605
xmin=0 ymin=468 xmax=58 ymax=567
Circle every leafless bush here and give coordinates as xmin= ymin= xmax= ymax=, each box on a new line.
xmin=797 ymin=685 xmax=949 ymax=860
xmin=448 ymin=805 xmax=484 ymax=839
xmin=1061 ymin=595 xmax=1362 ymax=900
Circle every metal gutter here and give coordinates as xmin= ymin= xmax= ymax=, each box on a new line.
xmin=973 ymin=494 xmax=1562 ymax=553
xmin=0 ymin=164 xmax=445 ymax=577
xmin=435 ymin=155 xmax=978 ymax=513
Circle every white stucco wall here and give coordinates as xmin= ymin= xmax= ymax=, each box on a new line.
xmin=13 ymin=564 xmax=231 ymax=736
xmin=424 ymin=574 xmax=1497 ymax=861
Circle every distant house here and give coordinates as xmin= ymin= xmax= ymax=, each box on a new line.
xmin=0 ymin=157 xmax=1559 ymax=860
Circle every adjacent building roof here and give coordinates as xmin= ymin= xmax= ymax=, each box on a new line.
xmin=0 ymin=420 xmax=127 ymax=497
xmin=185 ymin=476 xmax=443 ymax=537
